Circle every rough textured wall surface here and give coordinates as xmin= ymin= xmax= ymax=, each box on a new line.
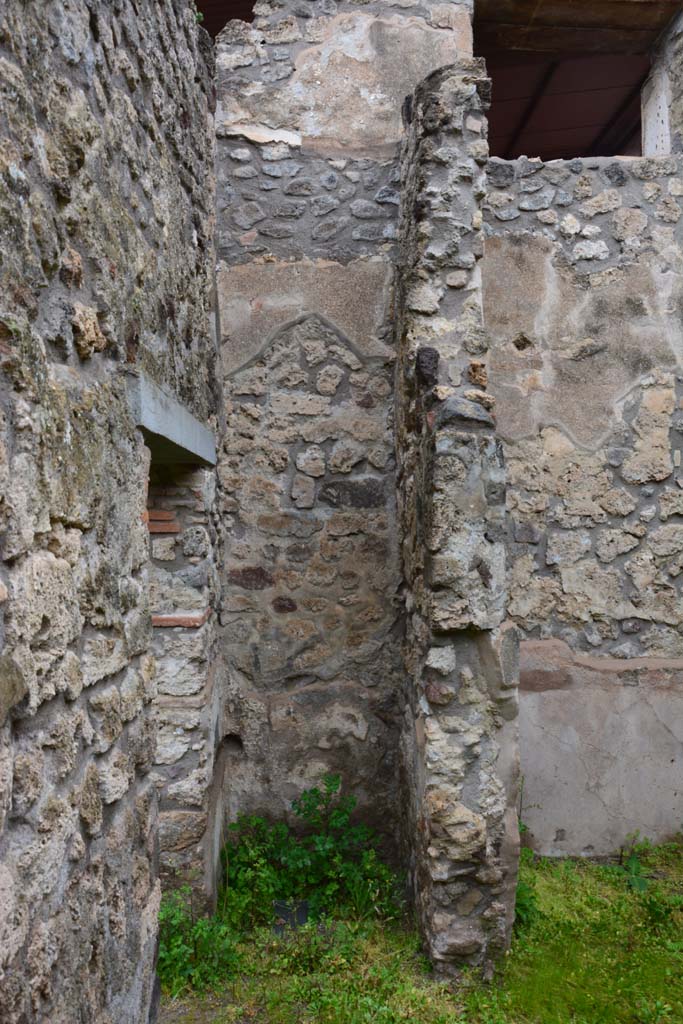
xmin=148 ymin=467 xmax=224 ymax=904
xmin=483 ymin=154 xmax=683 ymax=855
xmin=219 ymin=315 xmax=402 ymax=834
xmin=214 ymin=0 xmax=475 ymax=843
xmin=395 ymin=62 xmax=519 ymax=976
xmin=0 ymin=2 xmax=215 ymax=1020
xmin=485 ymin=155 xmax=683 ymax=656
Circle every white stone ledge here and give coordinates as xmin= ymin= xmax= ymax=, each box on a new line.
xmin=126 ymin=372 xmax=216 ymax=466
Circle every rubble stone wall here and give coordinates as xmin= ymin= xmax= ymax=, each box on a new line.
xmin=0 ymin=1 xmax=216 ymax=1020
xmin=483 ymin=154 xmax=683 ymax=855
xmin=395 ymin=62 xmax=520 ymax=976
xmin=148 ymin=467 xmax=224 ymax=903
xmin=214 ymin=0 xmax=477 ymax=843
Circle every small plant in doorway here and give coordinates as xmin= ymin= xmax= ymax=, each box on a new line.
xmin=220 ymin=773 xmax=401 ymax=929
xmin=157 ymin=886 xmax=241 ymax=997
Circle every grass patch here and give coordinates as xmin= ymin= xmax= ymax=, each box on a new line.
xmin=159 ymin=826 xmax=683 ymax=1024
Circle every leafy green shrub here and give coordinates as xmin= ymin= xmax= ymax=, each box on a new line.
xmin=157 ymin=887 xmax=240 ymax=996
xmin=189 ymin=1 xmax=204 ymax=22
xmin=158 ymin=839 xmax=683 ymax=1018
xmin=221 ymin=774 xmax=401 ymax=927
xmin=622 ymin=850 xmax=649 ymax=893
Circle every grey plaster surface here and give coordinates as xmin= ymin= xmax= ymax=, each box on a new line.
xmin=520 ymin=640 xmax=683 ymax=856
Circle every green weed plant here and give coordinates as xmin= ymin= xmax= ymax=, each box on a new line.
xmin=159 ymin=807 xmax=683 ymax=1024
xmin=158 ymin=775 xmax=400 ymax=997
xmin=157 ymin=887 xmax=241 ymax=997
xmin=220 ymin=773 xmax=399 ymax=927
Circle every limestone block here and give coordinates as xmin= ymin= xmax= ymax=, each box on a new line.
xmin=580 ymin=189 xmax=622 ymax=217
xmin=430 ymin=913 xmax=486 ymax=960
xmin=659 ymin=488 xmax=683 ymax=520
xmin=649 ymin=524 xmax=683 ymax=556
xmin=621 ymin=380 xmax=675 ymax=484
xmin=78 ymin=764 xmax=103 ymax=837
xmin=148 ymin=565 xmax=207 ymax=613
xmin=291 ymin=472 xmax=315 ymax=508
xmin=295 ymin=446 xmax=326 ymax=477
xmin=7 ymin=551 xmax=81 ymax=662
xmin=81 ymin=635 xmax=128 ymax=688
xmin=71 ymin=303 xmax=106 ymax=359
xmin=155 ymin=652 xmax=207 ymax=698
xmin=546 ymin=530 xmax=591 ymax=566
xmin=152 ymin=537 xmax=177 ymax=561
xmin=0 ymin=863 xmax=28 ymax=973
xmin=155 ymin=725 xmax=192 ymax=765
xmin=98 ymin=750 xmax=133 ymax=804
xmin=0 ymin=656 xmax=28 ymax=726
xmin=167 ymin=767 xmax=210 ymax=807
xmin=425 ymin=788 xmax=487 ymax=861
xmin=158 ymin=811 xmax=207 ymax=853
xmin=426 ymin=646 xmax=457 ymax=676
xmin=316 ymin=364 xmax=345 ymax=395
xmin=612 ymin=207 xmax=648 ymax=241
xmin=595 ymin=529 xmax=641 ymax=563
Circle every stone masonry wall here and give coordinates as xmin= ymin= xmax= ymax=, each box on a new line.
xmin=0 ymin=3 xmax=216 ymax=1021
xmin=395 ymin=62 xmax=520 ymax=976
xmin=219 ymin=314 xmax=403 ymax=837
xmin=483 ymin=154 xmax=683 ymax=855
xmin=214 ymin=0 xmax=476 ymax=843
xmin=485 ymin=154 xmax=683 ymax=658
xmin=147 ymin=467 xmax=223 ymax=905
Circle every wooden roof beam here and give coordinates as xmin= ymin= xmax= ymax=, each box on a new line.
xmin=475 ymin=23 xmax=664 ymax=55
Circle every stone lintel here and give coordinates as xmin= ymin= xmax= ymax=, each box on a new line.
xmin=126 ymin=372 xmax=216 ymax=466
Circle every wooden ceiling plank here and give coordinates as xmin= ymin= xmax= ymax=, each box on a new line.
xmin=475 ymin=0 xmax=680 ymax=28
xmin=474 ymin=0 xmax=680 ymax=54
xmin=475 ymin=23 xmax=659 ymax=55
xmin=523 ymin=0 xmax=679 ymax=30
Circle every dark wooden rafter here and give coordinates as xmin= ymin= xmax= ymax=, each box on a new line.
xmin=477 ymin=23 xmax=661 ymax=56
xmin=587 ymin=68 xmax=651 ymax=154
xmin=504 ymin=60 xmax=561 ymax=158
